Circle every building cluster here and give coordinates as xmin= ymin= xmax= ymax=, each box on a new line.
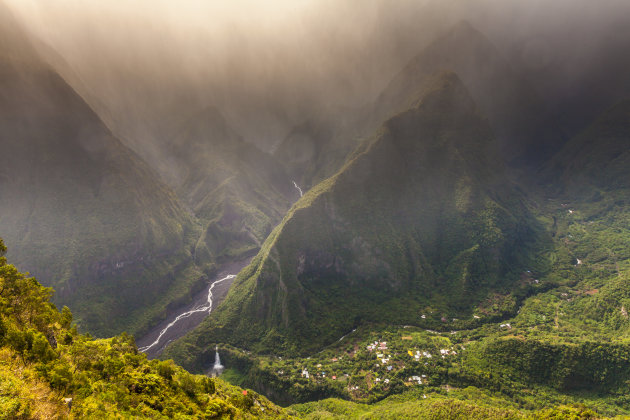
xmin=366 ymin=341 xmax=388 ymax=352
xmin=408 ymin=375 xmax=426 ymax=385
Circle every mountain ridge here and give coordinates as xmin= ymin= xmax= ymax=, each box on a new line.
xmin=0 ymin=2 xmax=207 ymax=337
xmin=164 ymin=71 xmax=546 ymax=363
xmin=376 ymin=20 xmax=567 ymax=167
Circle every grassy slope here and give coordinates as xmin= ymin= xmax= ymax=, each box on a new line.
xmin=164 ymin=71 xmax=546 ymax=368
xmin=290 ymin=393 xmax=599 ymax=420
xmin=0 ymin=238 xmax=291 ymax=419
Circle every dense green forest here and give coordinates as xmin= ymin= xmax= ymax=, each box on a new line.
xmin=0 ymin=236 xmax=611 ymax=418
xmin=0 ymin=238 xmax=290 ymax=418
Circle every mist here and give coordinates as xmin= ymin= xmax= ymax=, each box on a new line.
xmin=6 ymin=0 xmax=630 ymax=155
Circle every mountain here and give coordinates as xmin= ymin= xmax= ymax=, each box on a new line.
xmin=272 ymin=105 xmax=375 ymax=192
xmin=376 ymin=21 xmax=566 ymax=167
xmin=0 ymin=3 xmax=207 ymax=337
xmin=273 ymin=21 xmax=567 ymax=194
xmin=161 ymin=106 xmax=294 ymax=263
xmin=165 ymin=71 xmax=545 ymax=362
xmin=543 ymin=99 xmax=630 ymax=193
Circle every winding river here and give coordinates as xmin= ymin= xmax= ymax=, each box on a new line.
xmin=136 ymin=259 xmax=251 ymax=358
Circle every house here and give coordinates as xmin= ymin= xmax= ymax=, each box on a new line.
xmin=409 ymin=376 xmax=422 ymax=385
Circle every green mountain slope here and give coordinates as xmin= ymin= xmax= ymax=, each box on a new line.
xmin=0 ymin=3 xmax=208 ymax=337
xmin=165 ymin=71 xmax=546 ymax=364
xmin=0 ymin=238 xmax=290 ymax=419
xmin=163 ymin=107 xmax=294 ymax=264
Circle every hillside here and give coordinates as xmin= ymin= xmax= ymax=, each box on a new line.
xmin=376 ymin=21 xmax=566 ymax=166
xmin=0 ymin=238 xmax=607 ymax=419
xmin=543 ymin=99 xmax=630 ymax=193
xmin=0 ymin=238 xmax=290 ymax=418
xmin=163 ymin=107 xmax=294 ymax=264
xmin=0 ymin=3 xmax=208 ymax=337
xmin=159 ymin=98 xmax=630 ymax=418
xmin=272 ymin=109 xmax=371 ymax=191
xmin=273 ymin=20 xmax=567 ymax=194
xmin=273 ymin=120 xmax=336 ymax=190
xmin=164 ymin=71 xmax=546 ymax=363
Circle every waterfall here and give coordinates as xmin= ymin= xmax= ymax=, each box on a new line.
xmin=292 ymin=180 xmax=303 ymax=197
xmin=211 ymin=345 xmax=224 ymax=377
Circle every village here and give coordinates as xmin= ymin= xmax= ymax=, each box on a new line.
xmin=238 ymin=324 xmax=475 ymax=403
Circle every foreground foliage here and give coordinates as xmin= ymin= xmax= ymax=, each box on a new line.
xmin=0 ymin=238 xmax=289 ymax=419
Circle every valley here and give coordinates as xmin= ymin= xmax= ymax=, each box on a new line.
xmin=136 ymin=258 xmax=252 ymax=359
xmin=1 ymin=1 xmax=630 ymax=418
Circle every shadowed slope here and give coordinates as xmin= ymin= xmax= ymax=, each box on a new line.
xmin=377 ymin=21 xmax=566 ymax=167
xmin=163 ymin=106 xmax=294 ymax=263
xmin=165 ymin=72 xmax=545 ymax=366
xmin=0 ymin=2 xmax=205 ymax=337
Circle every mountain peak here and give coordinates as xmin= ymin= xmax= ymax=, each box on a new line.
xmin=377 ymin=20 xmax=566 ymax=166
xmin=165 ymin=67 xmax=540 ymax=356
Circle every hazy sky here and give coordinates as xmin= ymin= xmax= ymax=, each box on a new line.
xmin=5 ymin=0 xmax=630 ymax=151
